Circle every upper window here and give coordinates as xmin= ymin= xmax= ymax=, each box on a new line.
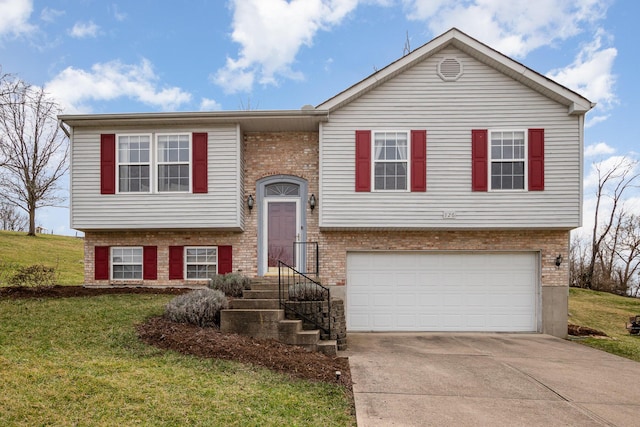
xmin=490 ymin=131 xmax=526 ymax=190
xmin=157 ymin=134 xmax=190 ymax=192
xmin=373 ymin=131 xmax=409 ymax=191
xmin=111 ymin=247 xmax=143 ymax=280
xmin=185 ymin=247 xmax=217 ymax=280
xmin=118 ymin=135 xmax=150 ymax=193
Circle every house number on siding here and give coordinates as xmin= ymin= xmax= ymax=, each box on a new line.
xmin=442 ymin=211 xmax=456 ymax=219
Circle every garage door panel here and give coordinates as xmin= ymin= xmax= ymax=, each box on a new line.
xmin=347 ymin=252 xmax=538 ymax=332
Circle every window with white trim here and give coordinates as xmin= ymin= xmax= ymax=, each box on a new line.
xmin=490 ymin=130 xmax=526 ymax=190
xmin=118 ymin=135 xmax=150 ymax=192
xmin=185 ymin=247 xmax=217 ymax=279
xmin=111 ymin=247 xmax=143 ymax=280
xmin=373 ymin=131 xmax=409 ymax=191
xmin=157 ymin=134 xmax=190 ymax=192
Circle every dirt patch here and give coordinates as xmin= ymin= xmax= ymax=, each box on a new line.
xmin=1 ymin=286 xmax=353 ymax=392
xmin=568 ymin=323 xmax=608 ymax=337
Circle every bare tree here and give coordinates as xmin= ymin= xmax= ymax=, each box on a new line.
xmin=611 ymin=214 xmax=640 ymax=295
xmin=585 ymin=157 xmax=640 ymax=289
xmin=0 ymin=77 xmax=69 ymax=236
xmin=0 ymin=202 xmax=27 ymax=231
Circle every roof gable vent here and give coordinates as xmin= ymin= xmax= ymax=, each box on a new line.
xmin=437 ymin=57 xmax=463 ymax=81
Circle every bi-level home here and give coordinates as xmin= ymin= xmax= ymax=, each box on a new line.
xmin=59 ymin=28 xmax=593 ymax=338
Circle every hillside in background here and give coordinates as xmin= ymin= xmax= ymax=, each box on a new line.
xmin=0 ymin=231 xmax=84 ymax=286
xmin=569 ymin=288 xmax=640 ymax=362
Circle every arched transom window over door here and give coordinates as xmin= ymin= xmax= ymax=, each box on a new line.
xmin=265 ymin=183 xmax=300 ymax=197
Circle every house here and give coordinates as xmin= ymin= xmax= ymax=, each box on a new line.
xmin=59 ymin=28 xmax=593 ymax=338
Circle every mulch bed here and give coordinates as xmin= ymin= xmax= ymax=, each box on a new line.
xmin=1 ymin=286 xmax=353 ymax=392
xmin=137 ymin=316 xmax=352 ymax=388
xmin=568 ymin=323 xmax=608 ymax=337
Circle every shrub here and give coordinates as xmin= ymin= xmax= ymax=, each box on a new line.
xmin=208 ymin=272 xmax=251 ymax=297
xmin=9 ymin=264 xmax=56 ymax=287
xmin=165 ymin=289 xmax=228 ymax=327
xmin=288 ymin=282 xmax=327 ymax=301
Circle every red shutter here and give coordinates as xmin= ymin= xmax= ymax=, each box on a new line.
xmin=143 ymin=246 xmax=157 ymax=280
xmin=218 ymin=245 xmax=233 ymax=274
xmin=355 ymin=130 xmax=371 ymax=192
xmin=192 ymin=132 xmax=208 ymax=193
xmin=100 ymin=134 xmax=116 ymax=194
xmin=95 ymin=246 xmax=110 ymax=280
xmin=471 ymin=130 xmax=488 ymax=192
xmin=411 ymin=130 xmax=427 ymax=192
xmin=528 ymin=129 xmax=545 ymax=191
xmin=168 ymin=246 xmax=184 ymax=280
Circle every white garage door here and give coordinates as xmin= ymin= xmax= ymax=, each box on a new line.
xmin=347 ymin=252 xmax=538 ymax=332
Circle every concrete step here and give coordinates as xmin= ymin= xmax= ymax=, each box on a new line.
xmin=317 ymin=340 xmax=338 ymax=356
xmin=229 ymin=298 xmax=280 ymax=309
xmin=243 ymin=289 xmax=284 ymax=299
xmin=292 ymin=329 xmax=320 ymax=346
xmin=249 ymin=283 xmax=280 ymax=291
xmin=220 ymin=309 xmax=284 ymax=340
xmin=277 ymin=319 xmax=303 ymax=335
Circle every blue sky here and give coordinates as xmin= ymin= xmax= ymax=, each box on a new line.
xmin=0 ymin=0 xmax=638 ymax=236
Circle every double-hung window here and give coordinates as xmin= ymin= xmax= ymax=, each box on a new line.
xmin=111 ymin=247 xmax=143 ymax=280
xmin=118 ymin=135 xmax=150 ymax=192
xmin=373 ymin=131 xmax=409 ymax=191
xmin=157 ymin=134 xmax=190 ymax=192
xmin=185 ymin=247 xmax=217 ymax=279
xmin=490 ymin=131 xmax=526 ymax=190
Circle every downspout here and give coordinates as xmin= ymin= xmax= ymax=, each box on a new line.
xmin=58 ymin=119 xmax=71 ymax=138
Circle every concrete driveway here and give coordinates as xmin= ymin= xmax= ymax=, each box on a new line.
xmin=344 ymin=333 xmax=640 ymax=426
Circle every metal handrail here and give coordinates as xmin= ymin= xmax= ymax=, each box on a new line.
xmin=293 ymin=241 xmax=319 ymax=276
xmin=278 ymin=260 xmax=330 ymax=336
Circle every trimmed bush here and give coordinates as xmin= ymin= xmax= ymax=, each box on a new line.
xmin=9 ymin=264 xmax=56 ymax=287
xmin=288 ymin=282 xmax=327 ymax=301
xmin=208 ymin=272 xmax=251 ymax=297
xmin=165 ymin=289 xmax=228 ymax=327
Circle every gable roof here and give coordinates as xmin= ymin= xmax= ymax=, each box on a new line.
xmin=316 ymin=28 xmax=594 ymax=116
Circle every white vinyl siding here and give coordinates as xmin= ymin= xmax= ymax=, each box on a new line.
xmin=319 ymin=46 xmax=582 ymax=229
xmin=70 ymin=125 xmax=241 ymax=230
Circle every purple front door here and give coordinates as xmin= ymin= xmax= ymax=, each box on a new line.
xmin=268 ymin=202 xmax=296 ymax=267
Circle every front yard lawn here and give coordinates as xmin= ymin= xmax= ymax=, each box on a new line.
xmin=0 ymin=294 xmax=354 ymax=426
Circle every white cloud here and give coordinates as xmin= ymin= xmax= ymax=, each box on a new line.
xmin=69 ymin=21 xmax=100 ymax=38
xmin=45 ymin=59 xmax=192 ymax=113
xmin=199 ymin=98 xmax=222 ymax=111
xmin=584 ymin=142 xmax=615 ymax=158
xmin=40 ymin=7 xmax=64 ymax=23
xmin=110 ymin=4 xmax=127 ymax=22
xmin=212 ymin=0 xmax=359 ymax=93
xmin=403 ymin=0 xmax=609 ymax=58
xmin=585 ymin=114 xmax=609 ymax=129
xmin=547 ymin=29 xmax=616 ymax=113
xmin=0 ymin=0 xmax=34 ymax=37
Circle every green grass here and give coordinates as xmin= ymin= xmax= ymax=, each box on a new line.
xmin=0 ymin=294 xmax=355 ymax=426
xmin=0 ymin=230 xmax=84 ymax=285
xmin=569 ymin=287 xmax=640 ymax=362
